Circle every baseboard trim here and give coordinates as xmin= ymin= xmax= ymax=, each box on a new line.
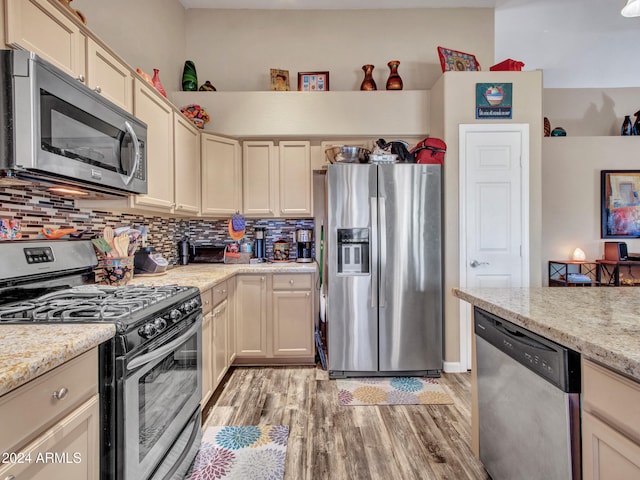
xmin=443 ymin=361 xmax=468 ymax=373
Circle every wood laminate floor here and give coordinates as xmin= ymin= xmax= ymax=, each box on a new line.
xmin=203 ymin=366 xmax=489 ymax=480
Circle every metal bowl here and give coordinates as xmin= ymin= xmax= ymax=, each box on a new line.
xmin=325 ymin=146 xmax=371 ymax=164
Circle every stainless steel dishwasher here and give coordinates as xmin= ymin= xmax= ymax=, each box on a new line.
xmin=474 ymin=307 xmax=581 ymax=480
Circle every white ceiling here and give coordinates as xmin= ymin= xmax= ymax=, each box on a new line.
xmin=177 ymin=0 xmax=499 ymax=9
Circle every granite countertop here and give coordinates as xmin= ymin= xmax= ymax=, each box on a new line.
xmin=128 ymin=262 xmax=317 ymax=292
xmin=453 ymin=287 xmax=640 ymax=382
xmin=0 ymin=324 xmax=116 ymax=397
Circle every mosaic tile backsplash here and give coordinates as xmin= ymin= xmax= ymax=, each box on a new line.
xmin=0 ymin=185 xmax=316 ymax=271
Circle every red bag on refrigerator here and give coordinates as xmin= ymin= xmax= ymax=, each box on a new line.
xmin=411 ymin=137 xmax=447 ymax=165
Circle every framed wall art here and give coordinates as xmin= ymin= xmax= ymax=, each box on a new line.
xmin=297 ymin=71 xmax=329 ymax=91
xmin=437 ymin=46 xmax=481 ymax=73
xmin=270 ymin=69 xmax=290 ymax=91
xmin=601 ymin=170 xmax=640 ymax=238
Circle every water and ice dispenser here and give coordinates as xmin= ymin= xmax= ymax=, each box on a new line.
xmin=337 ymin=228 xmax=370 ymax=275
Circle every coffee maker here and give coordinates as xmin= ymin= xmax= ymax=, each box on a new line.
xmin=254 ymin=227 xmax=266 ymax=261
xmin=295 ymin=228 xmax=313 ymax=263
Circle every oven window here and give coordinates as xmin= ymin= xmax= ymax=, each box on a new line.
xmin=138 ymin=334 xmax=199 ymax=462
xmin=39 ymin=89 xmax=134 ymax=174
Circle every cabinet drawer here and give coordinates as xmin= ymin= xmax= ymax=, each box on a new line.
xmin=212 ymin=280 xmax=228 ymax=306
xmin=273 ymin=274 xmax=312 ymax=290
xmin=201 ymin=288 xmax=214 ymax=314
xmin=582 ymin=358 xmax=640 ymax=444
xmin=0 ymin=348 xmax=98 ymax=453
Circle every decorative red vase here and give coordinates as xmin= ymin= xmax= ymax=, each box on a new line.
xmin=385 ymin=60 xmax=403 ymax=90
xmin=360 ymin=64 xmax=377 ymax=91
xmin=152 ymin=68 xmax=167 ymax=98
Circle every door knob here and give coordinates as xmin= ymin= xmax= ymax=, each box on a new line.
xmin=470 ymin=260 xmax=490 ymax=268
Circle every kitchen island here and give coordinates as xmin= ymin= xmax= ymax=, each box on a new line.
xmin=454 ymin=286 xmax=640 ymax=480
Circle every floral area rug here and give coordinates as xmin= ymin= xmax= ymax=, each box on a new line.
xmin=336 ymin=377 xmax=454 ymax=406
xmin=185 ymin=425 xmax=289 ymax=480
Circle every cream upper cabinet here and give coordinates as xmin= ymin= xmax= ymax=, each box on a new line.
xmin=173 ymin=113 xmax=201 ymax=215
xmin=278 ymin=141 xmax=312 ymax=217
xmin=582 ymin=358 xmax=640 ymax=480
xmin=5 ymin=0 xmax=85 ymax=81
xmin=132 ymin=78 xmax=174 ymax=211
xmin=201 ymin=133 xmax=242 ymax=216
xmin=0 ymin=348 xmax=99 ymax=480
xmin=243 ymin=141 xmax=277 ymax=217
xmin=86 ymin=38 xmax=132 ymax=112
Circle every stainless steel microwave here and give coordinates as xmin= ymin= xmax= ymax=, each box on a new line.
xmin=0 ymin=49 xmax=147 ymax=196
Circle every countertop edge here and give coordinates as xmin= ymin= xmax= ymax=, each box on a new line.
xmin=0 ymin=324 xmax=116 ymax=397
xmin=453 ymin=288 xmax=640 ymax=382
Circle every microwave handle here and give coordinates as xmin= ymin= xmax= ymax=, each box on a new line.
xmin=123 ymin=121 xmax=141 ymax=186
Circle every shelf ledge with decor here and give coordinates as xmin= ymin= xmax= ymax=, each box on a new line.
xmin=548 ymin=260 xmax=599 ymax=287
xmin=169 ymin=90 xmax=430 ymax=138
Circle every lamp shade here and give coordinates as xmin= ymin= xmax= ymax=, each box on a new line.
xmin=622 ymin=0 xmax=640 ymax=17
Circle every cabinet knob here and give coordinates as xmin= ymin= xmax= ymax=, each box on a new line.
xmin=306 ymin=292 xmax=310 ymax=297
xmin=5 ymin=475 xmax=16 ymax=480
xmin=93 ymin=86 xmax=102 ymax=94
xmin=52 ymin=387 xmax=68 ymax=400
xmin=76 ymin=74 xmax=85 ymax=82
xmin=289 ymin=279 xmax=294 ymax=285
xmin=222 ymin=289 xmax=227 ymax=294
xmin=261 ymin=276 xmax=265 ymax=281
xmin=204 ymin=299 xmax=210 ymax=305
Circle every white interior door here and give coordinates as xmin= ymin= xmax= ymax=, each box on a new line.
xmin=459 ymin=124 xmax=530 ymax=370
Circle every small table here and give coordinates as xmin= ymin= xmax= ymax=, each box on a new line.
xmin=596 ymin=259 xmax=640 ymax=286
xmin=548 ymin=260 xmax=598 ymax=287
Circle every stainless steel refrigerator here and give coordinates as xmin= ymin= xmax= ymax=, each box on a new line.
xmin=327 ymin=163 xmax=442 ymax=378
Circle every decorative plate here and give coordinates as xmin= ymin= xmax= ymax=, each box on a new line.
xmin=437 ymin=46 xmax=481 ymax=72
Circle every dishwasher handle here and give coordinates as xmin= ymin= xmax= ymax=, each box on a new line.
xmin=494 ymin=321 xmax=555 ymax=353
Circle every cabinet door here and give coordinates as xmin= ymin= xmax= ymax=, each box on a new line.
xmin=0 ymin=395 xmax=99 ymax=480
xmin=6 ymin=0 xmax=85 ymax=80
xmin=201 ymin=311 xmax=213 ymax=406
xmin=226 ymin=278 xmax=237 ymax=364
xmin=173 ymin=113 xmax=201 ymax=214
xmin=279 ymin=141 xmax=312 ymax=217
xmin=272 ymin=290 xmax=314 ymax=357
xmin=243 ymin=141 xmax=277 ymax=217
xmin=132 ymin=78 xmax=174 ymax=210
xmin=235 ymin=275 xmax=268 ymax=357
xmin=86 ymin=38 xmax=132 ymax=112
xmin=582 ymin=410 xmax=640 ymax=480
xmin=201 ymin=134 xmax=241 ymax=216
xmin=213 ymin=299 xmax=228 ymax=387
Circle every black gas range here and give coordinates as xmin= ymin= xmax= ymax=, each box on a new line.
xmin=0 ymin=240 xmax=203 ymax=480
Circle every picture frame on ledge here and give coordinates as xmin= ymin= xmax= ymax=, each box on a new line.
xmin=270 ymin=69 xmax=290 ymax=91
xmin=297 ymin=71 xmax=330 ymax=91
xmin=601 ymin=170 xmax=640 ymax=238
xmin=437 ymin=46 xmax=481 ymax=73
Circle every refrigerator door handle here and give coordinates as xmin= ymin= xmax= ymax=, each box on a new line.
xmin=370 ymin=196 xmax=378 ymax=308
xmin=379 ymin=196 xmax=386 ymax=308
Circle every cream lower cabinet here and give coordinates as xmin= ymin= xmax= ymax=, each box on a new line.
xmin=0 ymin=349 xmax=99 ymax=480
xmin=201 ymin=289 xmax=214 ymax=406
xmin=272 ymin=273 xmax=314 ymax=357
xmin=235 ymin=273 xmax=315 ymax=364
xmin=582 ymin=358 xmax=640 ymax=479
xmin=212 ymin=299 xmax=228 ymax=387
xmin=201 ymin=133 xmax=242 ymax=216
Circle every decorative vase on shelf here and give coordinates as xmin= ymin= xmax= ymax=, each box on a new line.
xmin=633 ymin=110 xmax=640 ymax=135
xmin=181 ymin=60 xmax=198 ymax=91
xmin=199 ymin=80 xmax=217 ymax=92
xmin=360 ymin=64 xmax=377 ymax=91
xmin=385 ymin=60 xmax=403 ymax=90
xmin=152 ymin=69 xmax=167 ymax=98
xmin=622 ymin=115 xmax=633 ymax=136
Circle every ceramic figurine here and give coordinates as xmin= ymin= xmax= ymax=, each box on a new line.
xmin=360 ymin=65 xmax=377 ymax=91
xmin=544 ymin=117 xmax=551 ymax=137
xmin=152 ymin=69 xmax=167 ymax=98
xmin=199 ymin=81 xmax=217 ymax=92
xmin=136 ymin=68 xmax=154 ymax=86
xmin=181 ymin=60 xmax=198 ymax=91
xmin=633 ymin=110 xmax=640 ymax=135
xmin=385 ymin=60 xmax=403 ymax=90
xmin=551 ymin=127 xmax=567 ymax=137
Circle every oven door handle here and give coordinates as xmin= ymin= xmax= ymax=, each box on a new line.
xmin=127 ymin=318 xmax=200 ymax=371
